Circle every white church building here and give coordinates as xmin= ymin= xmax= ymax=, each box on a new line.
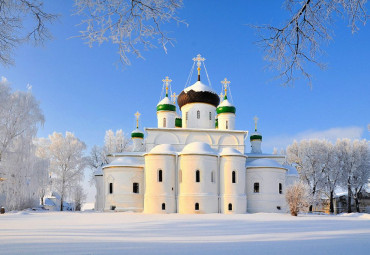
xmin=94 ymin=54 xmax=297 ymax=214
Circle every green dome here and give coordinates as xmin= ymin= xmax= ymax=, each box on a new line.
xmin=157 ymin=97 xmax=176 ymax=112
xmin=250 ymin=132 xmax=262 ymax=141
xmin=216 ymin=98 xmax=236 ymax=114
xmin=175 ymin=117 xmax=182 ymax=128
xmin=131 ymin=129 xmax=144 ymax=139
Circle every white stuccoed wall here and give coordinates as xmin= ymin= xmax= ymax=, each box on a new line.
xmin=246 ymin=167 xmax=287 ymax=213
xmin=181 ymin=103 xmax=216 ymax=129
xmin=218 ymin=113 xmax=235 ymax=131
xmin=178 ymin=154 xmax=218 ymax=214
xmin=94 ymin=175 xmax=104 ymax=211
xmin=220 ymin=155 xmax=247 ymax=214
xmin=144 ymin=154 xmax=176 ymax=213
xmin=132 ymin=138 xmax=144 ymax=152
xmin=103 ymin=166 xmax=144 ymax=212
xmin=157 ymin=111 xmax=176 ymax=128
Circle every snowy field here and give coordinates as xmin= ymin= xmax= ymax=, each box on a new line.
xmin=1 ymin=211 xmax=370 ymax=255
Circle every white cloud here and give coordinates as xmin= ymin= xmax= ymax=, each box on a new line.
xmin=262 ymin=126 xmax=364 ymax=152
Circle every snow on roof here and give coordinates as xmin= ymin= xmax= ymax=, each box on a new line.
xmin=246 ymin=158 xmax=287 ymax=169
xmin=219 ymin=147 xmax=244 ymax=157
xmin=44 ymin=198 xmax=56 ymax=206
xmin=147 ymin=144 xmax=177 ymax=155
xmin=180 ymin=142 xmax=217 ymax=156
xmin=131 ymin=128 xmax=143 ymax=134
xmin=103 ymin=157 xmax=144 ymax=168
xmin=284 ymin=165 xmax=299 ymax=175
xmin=184 ymin=81 xmax=215 ymax=93
xmin=218 ymin=99 xmax=234 ymax=107
xmin=157 ymin=96 xmax=174 ymax=106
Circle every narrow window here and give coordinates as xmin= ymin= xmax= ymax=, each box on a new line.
xmin=109 ymin=183 xmax=113 ymax=194
xmin=133 ymin=183 xmax=139 ymax=193
xmin=211 ymin=171 xmax=214 ymax=183
xmin=158 ymin=170 xmax=163 ymax=182
xmin=186 ymin=112 xmax=188 ymax=120
xmin=179 ymin=170 xmax=182 ymax=183
xmin=279 ymin=183 xmax=283 ymax=194
xmin=196 ymin=170 xmax=200 ymax=183
xmin=254 ymin=182 xmax=259 ymax=193
xmin=197 ymin=110 xmax=200 ymax=119
xmin=226 ymin=120 xmax=229 ymax=129
xmin=232 ymin=171 xmax=236 ymax=183
xmin=195 ymin=203 xmax=199 ymax=210
xmin=163 ymin=118 xmax=166 ymax=127
xmin=162 ymin=203 xmax=166 ymax=210
xmin=228 ymin=203 xmax=232 ymax=211
xmin=209 ymin=112 xmax=212 ymax=120
xmin=110 ymin=205 xmax=116 ymax=210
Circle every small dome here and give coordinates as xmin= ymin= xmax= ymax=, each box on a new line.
xmin=157 ymin=96 xmax=176 ymax=112
xmin=103 ymin=157 xmax=143 ymax=168
xmin=175 ymin=117 xmax=182 ymax=128
xmin=147 ymin=144 xmax=177 ymax=155
xmin=217 ymin=98 xmax=236 ymax=114
xmin=131 ymin=128 xmax=144 ymax=138
xmin=219 ymin=147 xmax=244 ymax=156
xmin=250 ymin=131 xmax=262 ymax=141
xmin=246 ymin=159 xmax=287 ymax=169
xmin=177 ymin=81 xmax=220 ymax=109
xmin=180 ymin=142 xmax=217 ymax=155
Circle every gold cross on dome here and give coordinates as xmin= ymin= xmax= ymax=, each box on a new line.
xmin=193 ymin=54 xmax=205 ymax=68
xmin=171 ymin=92 xmax=178 ymax=104
xmin=135 ymin=111 xmax=141 ymax=129
xmin=254 ymin=116 xmax=259 ymax=132
xmin=219 ymin=92 xmax=224 ymax=101
xmin=162 ymin=76 xmax=172 ymax=96
xmin=221 ymin=78 xmax=230 ymax=97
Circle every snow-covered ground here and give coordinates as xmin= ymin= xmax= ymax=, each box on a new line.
xmin=1 ymin=212 xmax=370 ymax=255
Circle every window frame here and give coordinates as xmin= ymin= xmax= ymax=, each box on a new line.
xmin=158 ymin=169 xmax=163 ymax=182
xmin=196 ymin=170 xmax=200 ymax=183
xmin=279 ymin=183 xmax=283 ymax=194
xmin=197 ymin=110 xmax=200 ymax=119
xmin=253 ymin=182 xmax=260 ymax=193
xmin=232 ymin=171 xmax=236 ymax=184
xmin=195 ymin=203 xmax=199 ymax=211
xmin=133 ymin=182 xmax=139 ymax=194
xmin=109 ymin=183 xmax=113 ymax=194
xmin=163 ymin=117 xmax=166 ymax=127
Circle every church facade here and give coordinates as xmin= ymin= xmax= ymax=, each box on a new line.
xmin=94 ymin=55 xmax=297 ymax=214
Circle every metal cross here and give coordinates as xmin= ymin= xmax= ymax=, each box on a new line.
xmin=171 ymin=92 xmax=178 ymax=104
xmin=162 ymin=76 xmax=172 ymax=96
xmin=219 ymin=92 xmax=224 ymax=101
xmin=254 ymin=116 xmax=259 ymax=132
xmin=221 ymin=78 xmax=230 ymax=96
xmin=135 ymin=111 xmax=141 ymax=129
xmin=192 ymin=54 xmax=205 ymax=68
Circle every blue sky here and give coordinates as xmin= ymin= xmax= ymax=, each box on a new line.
xmin=1 ymin=1 xmax=369 ymax=201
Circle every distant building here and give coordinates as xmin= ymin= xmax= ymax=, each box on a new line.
xmin=95 ymin=55 xmax=299 ymax=214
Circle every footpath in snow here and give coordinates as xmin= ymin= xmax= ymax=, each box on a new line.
xmin=1 ymin=211 xmax=370 ymax=255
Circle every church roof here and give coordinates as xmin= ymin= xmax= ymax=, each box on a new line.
xmin=177 ymin=81 xmax=220 ymax=109
xmin=179 ymin=142 xmax=217 ymax=156
xmin=103 ymin=157 xmax=144 ymax=168
xmin=146 ymin=144 xmax=177 ymax=155
xmin=250 ymin=131 xmax=262 ymax=141
xmin=219 ymin=147 xmax=245 ymax=157
xmin=246 ymin=158 xmax=287 ymax=170
xmin=131 ymin=128 xmax=144 ymax=138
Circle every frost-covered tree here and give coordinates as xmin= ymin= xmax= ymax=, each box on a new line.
xmin=104 ymin=129 xmax=131 ymax=154
xmin=72 ymin=184 xmax=86 ymax=211
xmin=0 ymin=0 xmax=57 ymax=65
xmin=287 ymin=139 xmax=327 ymax=211
xmin=285 ymin=181 xmax=311 ymax=216
xmin=40 ymin=132 xmax=87 ymax=211
xmin=0 ymin=77 xmax=46 ymax=210
xmin=74 ymin=0 xmax=184 ymax=66
xmin=254 ymin=0 xmax=368 ymax=86
xmin=336 ymin=139 xmax=370 ymax=213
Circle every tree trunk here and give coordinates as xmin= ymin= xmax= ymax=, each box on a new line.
xmin=309 ymin=185 xmax=316 ymax=213
xmin=60 ymin=197 xmax=63 ymax=211
xmin=354 ymin=191 xmax=360 ymax=213
xmin=329 ymin=190 xmax=334 ymax=214
xmin=347 ymin=185 xmax=352 ymax=213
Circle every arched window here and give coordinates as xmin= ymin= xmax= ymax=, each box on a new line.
xmin=133 ymin=183 xmax=139 ymax=193
xmin=163 ymin=118 xmax=166 ymax=127
xmin=279 ymin=183 xmax=283 ymax=194
xmin=195 ymin=203 xmax=199 ymax=210
xmin=162 ymin=203 xmax=166 ymax=210
xmin=158 ymin=170 xmax=163 ymax=182
xmin=211 ymin=171 xmax=214 ymax=183
xmin=196 ymin=170 xmax=200 ymax=183
xmin=197 ymin=110 xmax=200 ymax=119
xmin=179 ymin=170 xmax=182 ymax=183
xmin=232 ymin=171 xmax=236 ymax=183
xmin=228 ymin=203 xmax=232 ymax=211
xmin=109 ymin=183 xmax=113 ymax=194
xmin=186 ymin=112 xmax=188 ymax=120
xmin=254 ymin=182 xmax=259 ymax=193
xmin=226 ymin=120 xmax=229 ymax=129
xmin=209 ymin=112 xmax=212 ymax=120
